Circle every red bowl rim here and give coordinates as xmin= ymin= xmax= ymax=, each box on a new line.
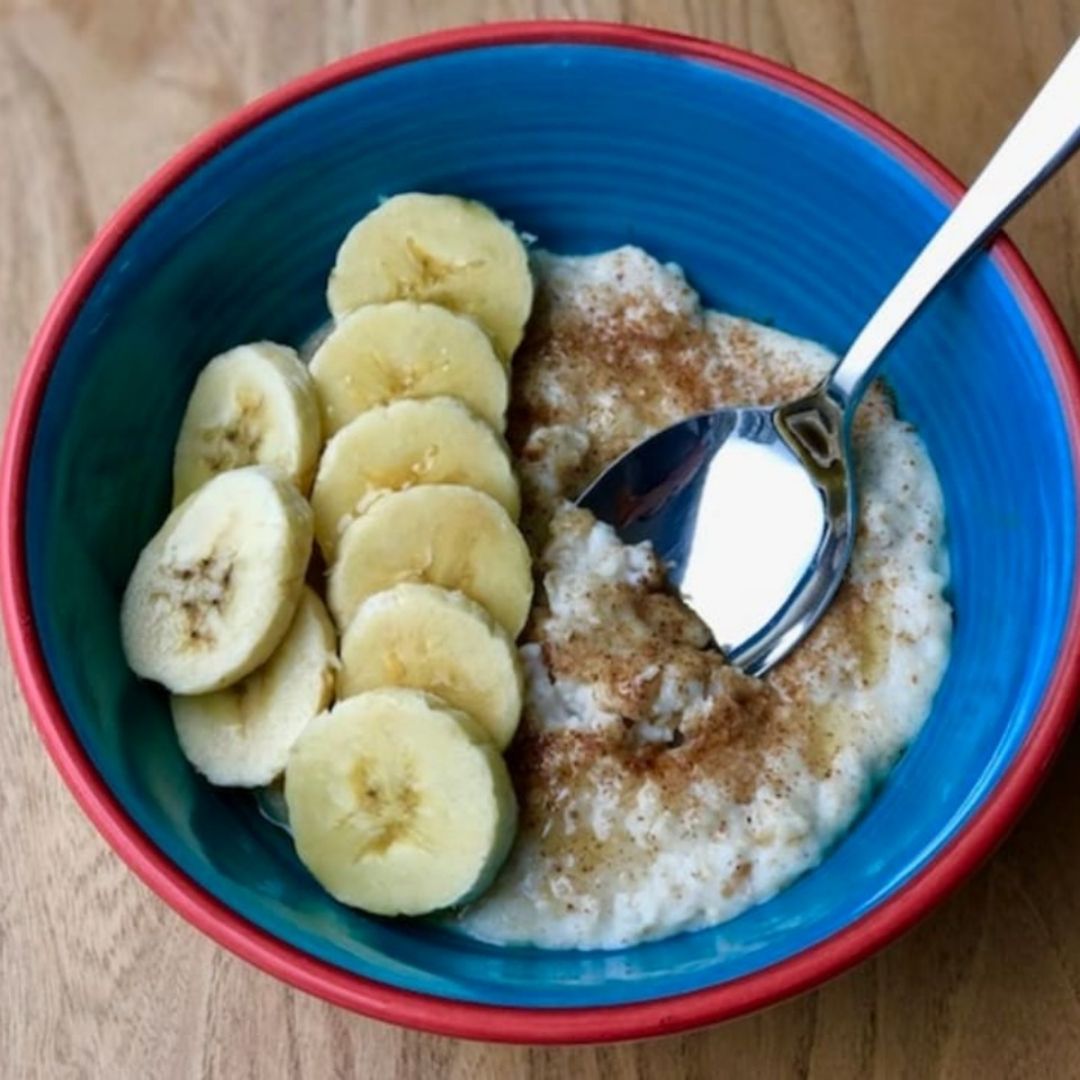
xmin=3 ymin=20 xmax=1079 ymax=1046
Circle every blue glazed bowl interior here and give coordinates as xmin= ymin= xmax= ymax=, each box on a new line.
xmin=25 ymin=44 xmax=1076 ymax=1008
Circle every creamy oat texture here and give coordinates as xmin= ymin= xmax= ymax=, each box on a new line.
xmin=454 ymin=247 xmax=951 ymax=949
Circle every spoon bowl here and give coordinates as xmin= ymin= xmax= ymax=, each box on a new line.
xmin=578 ymin=392 xmax=853 ymax=675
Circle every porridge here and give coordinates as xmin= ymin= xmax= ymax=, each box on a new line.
xmin=454 ymin=247 xmax=951 ymax=949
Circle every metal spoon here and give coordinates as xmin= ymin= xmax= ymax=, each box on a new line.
xmin=579 ymin=39 xmax=1080 ymax=677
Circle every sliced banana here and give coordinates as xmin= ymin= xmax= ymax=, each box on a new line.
xmin=309 ymin=301 xmax=508 ymax=436
xmin=338 ymin=583 xmax=523 ymax=750
xmin=121 ymin=466 xmax=314 ymax=694
xmin=326 ymin=193 xmax=534 ymax=359
xmin=285 ymin=688 xmax=518 ymax=916
xmin=311 ymin=397 xmax=520 ymax=561
xmin=172 ymin=342 xmax=321 ymax=504
xmin=327 ymin=485 xmax=533 ymax=638
xmin=171 ymin=588 xmax=336 ymax=787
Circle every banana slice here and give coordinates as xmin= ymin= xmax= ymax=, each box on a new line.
xmin=171 ymin=588 xmax=336 ymax=787
xmin=338 ymin=584 xmax=523 ymax=750
xmin=309 ymin=301 xmax=507 ymax=436
xmin=121 ymin=466 xmax=314 ymax=694
xmin=172 ymin=342 xmax=321 ymax=504
xmin=326 ymin=193 xmax=533 ymax=359
xmin=311 ymin=397 xmax=520 ymax=560
xmin=327 ymin=485 xmax=533 ymax=637
xmin=285 ymin=688 xmax=518 ymax=916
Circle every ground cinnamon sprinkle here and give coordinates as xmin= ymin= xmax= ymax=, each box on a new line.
xmin=506 ymin=248 xmax=883 ymax=823
xmin=456 ymin=247 xmax=950 ymax=947
xmin=512 ymin=505 xmax=808 ymax=852
xmin=509 ymin=252 xmax=719 ymax=492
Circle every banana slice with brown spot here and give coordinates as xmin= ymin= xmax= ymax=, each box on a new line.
xmin=326 ymin=193 xmax=533 ymax=359
xmin=172 ymin=342 xmax=321 ymax=504
xmin=284 ymin=688 xmax=518 ymax=916
xmin=121 ymin=466 xmax=314 ymax=694
xmin=338 ymin=583 xmax=523 ymax=750
xmin=309 ymin=301 xmax=508 ymax=436
xmin=326 ymin=484 xmax=533 ymax=638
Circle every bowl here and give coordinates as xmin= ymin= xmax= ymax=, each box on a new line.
xmin=4 ymin=21 xmax=1079 ymax=1044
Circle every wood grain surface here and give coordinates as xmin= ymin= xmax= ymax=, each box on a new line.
xmin=2 ymin=2 xmax=1080 ymax=1077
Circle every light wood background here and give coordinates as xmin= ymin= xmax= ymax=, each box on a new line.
xmin=2 ymin=1 xmax=1079 ymax=1077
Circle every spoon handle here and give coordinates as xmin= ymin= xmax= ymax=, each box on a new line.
xmin=829 ymin=37 xmax=1080 ymax=406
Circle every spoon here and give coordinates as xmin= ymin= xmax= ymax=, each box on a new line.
xmin=579 ymin=39 xmax=1080 ymax=677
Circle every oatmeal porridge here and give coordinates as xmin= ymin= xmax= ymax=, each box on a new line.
xmin=453 ymin=247 xmax=951 ymax=949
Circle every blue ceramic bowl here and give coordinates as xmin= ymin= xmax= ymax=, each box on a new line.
xmin=4 ymin=23 xmax=1080 ymax=1043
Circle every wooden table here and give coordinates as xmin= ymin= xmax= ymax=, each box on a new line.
xmin=2 ymin=2 xmax=1079 ymax=1076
